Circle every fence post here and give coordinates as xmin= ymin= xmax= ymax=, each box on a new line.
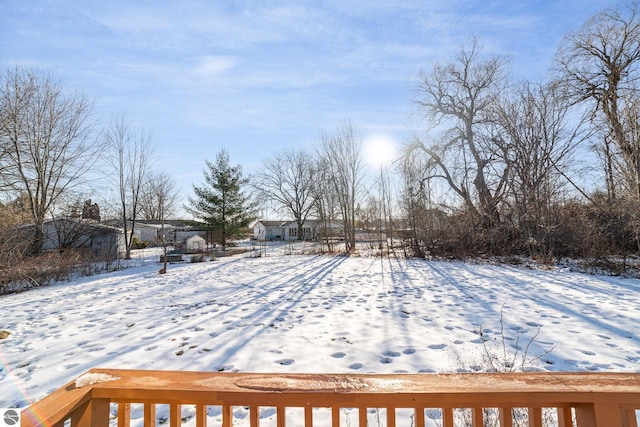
xmin=575 ymin=402 xmax=623 ymax=427
xmin=70 ymin=398 xmax=110 ymax=427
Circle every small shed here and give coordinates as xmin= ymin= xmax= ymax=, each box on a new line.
xmin=186 ymin=235 xmax=206 ymax=252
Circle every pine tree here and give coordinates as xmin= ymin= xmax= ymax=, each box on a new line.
xmin=186 ymin=149 xmax=254 ymax=250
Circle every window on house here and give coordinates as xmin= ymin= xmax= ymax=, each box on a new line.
xmin=289 ymin=228 xmax=297 ymax=238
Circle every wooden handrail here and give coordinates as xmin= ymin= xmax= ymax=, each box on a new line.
xmin=20 ymin=369 xmax=640 ymax=427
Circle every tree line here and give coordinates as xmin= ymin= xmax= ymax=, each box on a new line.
xmin=252 ymin=1 xmax=640 ymax=271
xmin=2 ymin=1 xmax=640 ymax=289
xmin=401 ymin=2 xmax=640 ymax=270
xmin=0 ymin=68 xmax=180 ymax=290
xmin=0 ymin=69 xmax=177 ymax=252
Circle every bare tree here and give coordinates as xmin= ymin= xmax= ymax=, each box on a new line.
xmin=317 ymin=121 xmax=365 ymax=252
xmin=140 ymin=172 xmax=178 ymax=221
xmin=412 ymin=38 xmax=510 ymax=227
xmin=140 ymin=172 xmax=178 ymax=274
xmin=253 ymin=149 xmax=316 ymax=240
xmin=493 ymin=81 xmax=588 ymax=259
xmin=363 ymin=166 xmax=396 ymax=255
xmin=312 ymin=156 xmax=341 ymax=253
xmin=0 ymin=68 xmax=98 ymax=254
xmin=105 ymin=115 xmax=154 ymax=259
xmin=556 ymin=1 xmax=640 ymax=199
xmin=398 ymin=150 xmax=447 ymax=257
xmin=378 ymin=164 xmax=396 ymax=255
xmin=0 ymin=108 xmax=9 ymax=190
xmin=0 ymin=193 xmax=31 ymax=228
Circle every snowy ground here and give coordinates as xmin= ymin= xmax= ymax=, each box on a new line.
xmin=1 ymin=244 xmax=639 ymax=422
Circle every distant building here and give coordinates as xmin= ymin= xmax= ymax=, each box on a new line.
xmin=132 ymin=220 xmax=207 ymax=246
xmin=17 ymin=218 xmax=124 ymax=260
xmin=253 ymin=220 xmax=343 ymax=241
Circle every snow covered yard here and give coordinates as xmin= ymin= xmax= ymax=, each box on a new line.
xmin=1 ymin=252 xmax=640 ymax=410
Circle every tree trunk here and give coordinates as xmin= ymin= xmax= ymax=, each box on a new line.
xmin=30 ymin=219 xmax=45 ymax=255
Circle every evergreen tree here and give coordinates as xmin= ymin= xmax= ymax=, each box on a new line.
xmin=186 ymin=149 xmax=254 ymax=249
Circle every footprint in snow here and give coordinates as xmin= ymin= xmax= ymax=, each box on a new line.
xmin=332 ymin=352 xmax=346 ymax=358
xmin=383 ymin=350 xmax=401 ymax=357
xmin=403 ymin=348 xmax=416 ymax=355
xmin=275 ymin=359 xmax=295 ymax=366
xmin=380 ymin=357 xmax=393 ymax=364
xmin=428 ymin=344 xmax=446 ymax=350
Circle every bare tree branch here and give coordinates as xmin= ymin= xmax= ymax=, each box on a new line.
xmin=0 ymin=68 xmax=99 ymax=254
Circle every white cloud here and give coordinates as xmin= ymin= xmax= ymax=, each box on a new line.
xmin=0 ymin=0 xmax=615 ymax=193
xmin=193 ymin=56 xmax=237 ymax=77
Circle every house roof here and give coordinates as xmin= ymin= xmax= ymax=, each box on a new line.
xmin=256 ymin=220 xmax=292 ymax=227
xmin=255 ymin=220 xmax=342 ymax=228
xmin=186 ymin=235 xmax=206 ymax=242
xmin=135 ymin=223 xmax=168 ymax=230
xmin=136 ymin=219 xmax=192 ymax=227
xmin=13 ymin=217 xmax=124 ymax=233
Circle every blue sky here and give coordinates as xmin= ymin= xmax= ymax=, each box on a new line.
xmin=1 ymin=0 xmax=612 ymax=209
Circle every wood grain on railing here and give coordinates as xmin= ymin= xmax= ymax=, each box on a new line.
xmin=20 ymin=369 xmax=640 ymax=427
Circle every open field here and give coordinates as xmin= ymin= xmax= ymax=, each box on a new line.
xmin=1 ymin=248 xmax=639 ymax=419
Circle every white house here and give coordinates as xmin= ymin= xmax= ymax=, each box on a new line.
xmin=253 ymin=220 xmax=343 ymax=241
xmin=134 ymin=222 xmax=163 ymax=244
xmin=253 ymin=221 xmax=288 ymax=241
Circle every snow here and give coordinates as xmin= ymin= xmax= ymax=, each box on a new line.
xmin=1 ymin=246 xmax=639 ymax=417
xmin=74 ymin=372 xmax=120 ymax=388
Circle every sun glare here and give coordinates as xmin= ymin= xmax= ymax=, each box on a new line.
xmin=363 ymin=132 xmax=398 ymax=167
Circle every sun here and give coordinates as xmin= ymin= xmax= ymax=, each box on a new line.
xmin=363 ymin=132 xmax=398 ymax=168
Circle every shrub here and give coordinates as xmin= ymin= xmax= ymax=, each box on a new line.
xmin=131 ymin=236 xmax=149 ymax=249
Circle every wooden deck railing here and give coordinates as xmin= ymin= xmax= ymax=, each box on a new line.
xmin=19 ymin=369 xmax=640 ymax=427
